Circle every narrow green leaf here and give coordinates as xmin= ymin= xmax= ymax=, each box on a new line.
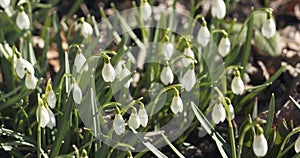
xmin=264 ymin=93 xmax=275 ymax=139
xmin=162 ymin=133 xmax=185 ymax=158
xmin=289 ymin=96 xmax=300 ymax=110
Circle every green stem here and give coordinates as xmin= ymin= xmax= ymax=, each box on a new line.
xmin=223 ymin=99 xmax=236 ymax=158
xmin=162 ymin=133 xmax=185 ymax=158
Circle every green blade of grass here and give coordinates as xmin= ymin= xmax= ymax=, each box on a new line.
xmin=264 ymin=93 xmax=275 ymax=139
xmin=289 ymin=96 xmax=300 ymax=110
xmin=162 ymin=133 xmax=185 ymax=158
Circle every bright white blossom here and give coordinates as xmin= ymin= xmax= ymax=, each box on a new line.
xmin=15 ymin=57 xmax=35 ymax=79
xmin=160 ymin=65 xmax=174 ymax=85
xmin=182 ymin=68 xmax=196 ymax=92
xmin=25 ymin=73 xmax=38 ymax=89
xmin=231 ymin=75 xmax=244 ymax=95
xmin=212 ymin=103 xmax=226 ymax=124
xmin=218 ymin=37 xmax=231 ymax=57
xmin=72 ymin=83 xmax=82 ymax=104
xmin=119 ymin=65 xmax=132 ymax=88
xmin=197 ymin=25 xmax=210 ymax=47
xmin=0 ymin=0 xmax=10 ymax=8
xmin=16 ymin=10 xmax=30 ymax=30
xmin=138 ymin=107 xmax=148 ymax=127
xmin=261 ymin=18 xmax=276 ymax=38
xmin=46 ymin=108 xmax=56 ymax=129
xmin=80 ymin=21 xmax=93 ymax=39
xmin=295 ymin=136 xmax=300 ymax=153
xmin=162 ymin=42 xmax=174 ymax=60
xmin=74 ymin=53 xmax=88 ymax=73
xmin=228 ymin=103 xmax=235 ymax=120
xmin=128 ymin=109 xmax=141 ymax=129
xmin=211 ymin=0 xmax=226 ymax=19
xmin=182 ymin=47 xmax=195 ymax=67
xmin=253 ymin=133 xmax=268 ymax=157
xmin=113 ymin=113 xmax=126 ymax=135
xmin=102 ymin=62 xmax=116 ymax=82
xmin=171 ymin=94 xmax=184 ymax=114
xmin=37 ymin=105 xmax=49 ymax=128
xmin=46 ymin=90 xmax=56 ymax=109
xmin=141 ymin=1 xmax=152 ymax=21
xmin=115 ymin=60 xmax=125 ymax=77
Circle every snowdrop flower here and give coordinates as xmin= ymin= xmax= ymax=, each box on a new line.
xmin=228 ymin=103 xmax=235 ymax=120
xmin=46 ymin=108 xmax=56 ymax=129
xmin=261 ymin=17 xmax=276 ymax=38
xmin=141 ymin=1 xmax=151 ymax=21
xmin=16 ymin=7 xmax=30 ymax=30
xmin=160 ymin=65 xmax=174 ymax=85
xmin=37 ymin=105 xmax=50 ymax=128
xmin=162 ymin=42 xmax=174 ymax=60
xmin=211 ymin=0 xmax=226 ymax=19
xmin=25 ymin=73 xmax=38 ymax=89
xmin=197 ymin=24 xmax=210 ymax=47
xmin=15 ymin=57 xmax=35 ymax=79
xmin=113 ymin=107 xmax=126 ymax=135
xmin=115 ymin=60 xmax=125 ymax=78
xmin=231 ymin=70 xmax=244 ymax=95
xmin=119 ymin=65 xmax=132 ymax=88
xmin=253 ymin=131 xmax=268 ymax=157
xmin=0 ymin=0 xmax=10 ymax=8
xmin=182 ymin=47 xmax=195 ymax=67
xmin=46 ymin=79 xmax=56 ymax=109
xmin=295 ymin=136 xmax=300 ymax=153
xmin=218 ymin=37 xmax=231 ymax=57
xmin=138 ymin=106 xmax=148 ymax=127
xmin=128 ymin=108 xmax=141 ymax=129
xmin=212 ymin=102 xmax=226 ymax=124
xmin=182 ymin=66 xmax=196 ymax=92
xmin=74 ymin=52 xmax=88 ymax=73
xmin=171 ymin=88 xmax=183 ymax=114
xmin=72 ymin=82 xmax=82 ymax=104
xmin=80 ymin=19 xmax=93 ymax=39
xmin=102 ymin=61 xmax=116 ymax=82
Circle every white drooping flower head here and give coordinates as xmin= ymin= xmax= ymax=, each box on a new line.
xmin=46 ymin=108 xmax=56 ymax=129
xmin=162 ymin=42 xmax=174 ymax=60
xmin=231 ymin=70 xmax=244 ymax=95
xmin=295 ymin=136 xmax=300 ymax=153
xmin=72 ymin=82 xmax=82 ymax=104
xmin=102 ymin=60 xmax=116 ymax=82
xmin=138 ymin=106 xmax=148 ymax=127
xmin=182 ymin=65 xmax=196 ymax=92
xmin=37 ymin=105 xmax=50 ymax=128
xmin=160 ymin=65 xmax=174 ymax=85
xmin=212 ymin=102 xmax=226 ymax=124
xmin=171 ymin=88 xmax=184 ymax=114
xmin=45 ymin=79 xmax=56 ymax=109
xmin=197 ymin=22 xmax=210 ymax=47
xmin=115 ymin=60 xmax=126 ymax=78
xmin=16 ymin=7 xmax=30 ymax=30
xmin=182 ymin=46 xmax=195 ymax=67
xmin=119 ymin=64 xmax=132 ymax=88
xmin=74 ymin=52 xmax=88 ymax=73
xmin=15 ymin=56 xmax=35 ymax=79
xmin=80 ymin=18 xmax=93 ymax=39
xmin=113 ymin=107 xmax=126 ymax=135
xmin=211 ymin=0 xmax=226 ymax=19
xmin=218 ymin=36 xmax=231 ymax=57
xmin=228 ymin=103 xmax=235 ymax=120
xmin=141 ymin=1 xmax=152 ymax=21
xmin=252 ymin=129 xmax=268 ymax=157
xmin=128 ymin=108 xmax=141 ymax=129
xmin=25 ymin=73 xmax=38 ymax=89
xmin=261 ymin=17 xmax=276 ymax=38
xmin=0 ymin=0 xmax=10 ymax=8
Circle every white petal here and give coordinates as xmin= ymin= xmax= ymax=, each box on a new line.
xmin=160 ymin=66 xmax=174 ymax=85
xmin=128 ymin=111 xmax=141 ymax=129
xmin=0 ymin=0 xmax=10 ymax=8
xmin=113 ymin=114 xmax=126 ymax=135
xmin=211 ymin=0 xmax=226 ymax=19
xmin=74 ymin=53 xmax=88 ymax=73
xmin=261 ymin=18 xmax=276 ymax=38
xmin=295 ymin=137 xmax=300 ymax=153
xmin=73 ymin=83 xmax=82 ymax=104
xmin=218 ymin=37 xmax=231 ymax=57
xmin=119 ymin=67 xmax=132 ymax=88
xmin=162 ymin=43 xmax=174 ymax=59
xmin=141 ymin=2 xmax=152 ymax=21
xmin=16 ymin=11 xmax=30 ymax=30
xmin=115 ymin=60 xmax=125 ymax=78
xmin=46 ymin=108 xmax=56 ymax=129
xmin=182 ymin=69 xmax=196 ymax=92
xmin=15 ymin=58 xmax=25 ymax=78
xmin=81 ymin=21 xmax=93 ymax=39
xmin=212 ymin=103 xmax=226 ymax=124
xmin=171 ymin=95 xmax=183 ymax=114
xmin=182 ymin=47 xmax=195 ymax=67
xmin=228 ymin=104 xmax=235 ymax=120
xmin=102 ymin=63 xmax=116 ymax=82
xmin=197 ymin=26 xmax=210 ymax=47
xmin=39 ymin=106 xmax=50 ymax=128
xmin=231 ymin=76 xmax=244 ymax=95
xmin=253 ymin=134 xmax=268 ymax=157
xmin=138 ymin=108 xmax=148 ymax=127
xmin=47 ymin=90 xmax=57 ymax=109
xmin=25 ymin=73 xmax=38 ymax=89
xmin=21 ymin=58 xmax=35 ymax=75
